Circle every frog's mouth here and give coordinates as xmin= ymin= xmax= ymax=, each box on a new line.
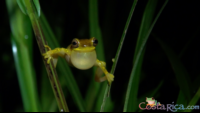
xmin=73 ymin=47 xmax=95 ymax=52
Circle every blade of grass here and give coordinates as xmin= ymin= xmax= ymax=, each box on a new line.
xmin=154 ymin=37 xmax=192 ymax=101
xmin=40 ymin=12 xmax=86 ymax=112
xmin=16 ymin=0 xmax=27 ymax=15
xmin=33 ymin=0 xmax=41 ymax=17
xmin=6 ymin=0 xmax=40 ymax=111
xmin=40 ymin=66 xmax=56 ymax=112
xmin=176 ymin=90 xmax=188 ymax=112
xmin=23 ymin=0 xmax=69 ymax=112
xmin=16 ymin=0 xmax=40 ymax=17
xmin=124 ymin=0 xmax=158 ymax=112
xmin=89 ymin=1 xmax=104 ymax=59
xmin=127 ymin=0 xmax=159 ymax=111
xmin=175 ymin=27 xmax=200 ymax=112
xmin=184 ymin=87 xmax=200 ymax=112
xmin=124 ymin=0 xmax=168 ymax=112
xmin=100 ymin=0 xmax=138 ymax=112
xmin=110 ymin=0 xmax=138 ymax=76
xmin=152 ymin=33 xmax=189 ymax=112
xmin=176 ymin=74 xmax=200 ymax=112
xmin=88 ymin=0 xmax=116 ymax=111
xmin=86 ymin=0 xmax=106 ymax=112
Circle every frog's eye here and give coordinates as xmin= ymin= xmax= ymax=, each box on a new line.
xmin=92 ymin=38 xmax=98 ymax=46
xmin=71 ymin=39 xmax=79 ymax=48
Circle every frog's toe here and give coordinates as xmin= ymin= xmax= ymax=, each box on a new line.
xmin=47 ymin=57 xmax=52 ymax=64
xmin=44 ymin=45 xmax=52 ymax=51
xmin=106 ymin=73 xmax=114 ymax=85
xmin=43 ymin=53 xmax=47 ymax=57
xmin=42 ymin=52 xmax=52 ymax=64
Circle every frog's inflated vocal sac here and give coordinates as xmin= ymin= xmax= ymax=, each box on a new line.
xmin=43 ymin=37 xmax=114 ymax=85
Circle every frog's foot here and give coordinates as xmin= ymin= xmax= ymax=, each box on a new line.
xmin=43 ymin=52 xmax=53 ymax=64
xmin=147 ymin=104 xmax=154 ymax=107
xmin=112 ymin=58 xmax=115 ymax=63
xmin=106 ymin=73 xmax=114 ymax=85
xmin=43 ymin=45 xmax=53 ymax=64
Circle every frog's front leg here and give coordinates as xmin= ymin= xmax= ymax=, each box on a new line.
xmin=95 ymin=59 xmax=114 ymax=85
xmin=43 ymin=45 xmax=70 ymax=68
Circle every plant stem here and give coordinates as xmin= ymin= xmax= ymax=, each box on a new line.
xmin=24 ymin=0 xmax=69 ymax=112
xmin=100 ymin=0 xmax=138 ymax=112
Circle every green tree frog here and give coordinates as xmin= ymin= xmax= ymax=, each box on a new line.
xmin=42 ymin=37 xmax=114 ymax=85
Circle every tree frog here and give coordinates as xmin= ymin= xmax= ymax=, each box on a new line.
xmin=146 ymin=97 xmax=161 ymax=107
xmin=42 ymin=37 xmax=114 ymax=85
xmin=146 ymin=97 xmax=156 ymax=107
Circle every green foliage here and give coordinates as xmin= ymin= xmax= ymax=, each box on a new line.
xmin=1 ymin=0 xmax=200 ymax=112
xmin=6 ymin=0 xmax=40 ymax=111
xmin=16 ymin=0 xmax=40 ymax=17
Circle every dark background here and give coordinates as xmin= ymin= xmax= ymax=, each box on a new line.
xmin=0 ymin=0 xmax=200 ymax=112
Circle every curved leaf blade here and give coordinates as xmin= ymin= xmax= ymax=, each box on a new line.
xmin=33 ymin=0 xmax=41 ymax=17
xmin=123 ymin=0 xmax=169 ymax=112
xmin=16 ymin=0 xmax=27 ymax=15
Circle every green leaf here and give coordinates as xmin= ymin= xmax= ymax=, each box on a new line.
xmin=16 ymin=0 xmax=27 ymax=15
xmin=87 ymin=0 xmax=106 ymax=112
xmin=155 ymin=37 xmax=192 ymax=101
xmin=24 ymin=0 xmax=69 ymax=112
xmin=89 ymin=0 xmax=104 ymax=61
xmin=33 ymin=0 xmax=41 ymax=17
xmin=100 ymin=0 xmax=138 ymax=112
xmin=16 ymin=0 xmax=41 ymax=17
xmin=40 ymin=67 xmax=57 ymax=112
xmin=124 ymin=0 xmax=168 ymax=112
xmin=184 ymin=87 xmax=200 ymax=112
xmin=6 ymin=0 xmax=40 ymax=111
xmin=176 ymin=90 xmax=188 ymax=112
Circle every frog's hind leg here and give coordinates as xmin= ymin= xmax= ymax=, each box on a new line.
xmin=53 ymin=58 xmax=58 ymax=68
xmin=94 ymin=66 xmax=107 ymax=82
xmin=95 ymin=59 xmax=114 ymax=85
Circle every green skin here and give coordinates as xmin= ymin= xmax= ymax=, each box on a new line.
xmin=146 ymin=97 xmax=161 ymax=106
xmin=146 ymin=97 xmax=156 ymax=105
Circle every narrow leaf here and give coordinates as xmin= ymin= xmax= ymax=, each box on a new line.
xmin=155 ymin=37 xmax=192 ymax=101
xmin=184 ymin=87 xmax=200 ymax=112
xmin=24 ymin=0 xmax=69 ymax=112
xmin=100 ymin=0 xmax=138 ymax=112
xmin=16 ymin=0 xmax=27 ymax=15
xmin=33 ymin=0 xmax=41 ymax=17
xmin=124 ymin=0 xmax=168 ymax=112
xmin=6 ymin=0 xmax=40 ymax=111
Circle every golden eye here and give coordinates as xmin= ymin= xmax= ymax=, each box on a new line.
xmin=92 ymin=38 xmax=98 ymax=46
xmin=71 ymin=39 xmax=79 ymax=48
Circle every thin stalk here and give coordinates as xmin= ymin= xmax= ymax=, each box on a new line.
xmin=6 ymin=0 xmax=40 ymax=111
xmin=123 ymin=0 xmax=168 ymax=112
xmin=100 ymin=0 xmax=138 ymax=112
xmin=24 ymin=0 xmax=69 ymax=112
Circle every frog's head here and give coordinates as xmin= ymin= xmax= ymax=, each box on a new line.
xmin=146 ymin=97 xmax=155 ymax=104
xmin=70 ymin=37 xmax=98 ymax=70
